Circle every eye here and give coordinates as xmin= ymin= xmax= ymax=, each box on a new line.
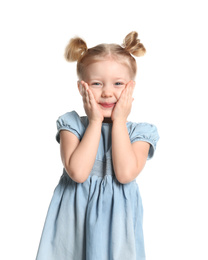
xmin=90 ymin=82 xmax=102 ymax=87
xmin=115 ymin=82 xmax=125 ymax=86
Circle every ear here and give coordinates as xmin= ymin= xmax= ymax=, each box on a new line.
xmin=77 ymin=81 xmax=83 ymax=96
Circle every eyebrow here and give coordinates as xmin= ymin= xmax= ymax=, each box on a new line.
xmin=88 ymin=77 xmax=127 ymax=81
xmin=113 ymin=78 xmax=127 ymax=81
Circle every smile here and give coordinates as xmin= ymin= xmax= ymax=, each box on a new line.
xmin=99 ymin=103 xmax=115 ymax=108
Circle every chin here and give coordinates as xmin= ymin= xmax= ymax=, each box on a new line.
xmin=102 ymin=111 xmax=112 ymax=119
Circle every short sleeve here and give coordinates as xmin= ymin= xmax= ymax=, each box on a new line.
xmin=55 ymin=111 xmax=85 ymax=143
xmin=128 ymin=122 xmax=159 ymax=160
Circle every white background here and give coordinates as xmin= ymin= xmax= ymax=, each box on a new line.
xmin=0 ymin=0 xmax=208 ymax=259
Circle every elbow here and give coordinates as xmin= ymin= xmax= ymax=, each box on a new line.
xmin=115 ymin=169 xmax=142 ymax=184
xmin=116 ymin=176 xmax=135 ymax=184
xmin=64 ymin=166 xmax=88 ymax=184
xmin=115 ymin=173 xmax=132 ymax=184
xmin=116 ymin=178 xmax=129 ymax=184
xmin=72 ymin=175 xmax=87 ymax=184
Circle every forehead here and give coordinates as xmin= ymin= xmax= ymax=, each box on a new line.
xmin=83 ymin=59 xmax=132 ymax=80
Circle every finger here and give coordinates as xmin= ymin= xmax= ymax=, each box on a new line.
xmin=85 ymin=88 xmax=90 ymax=103
xmin=127 ymin=80 xmax=135 ymax=98
xmin=118 ymin=80 xmax=134 ymax=102
xmin=79 ymin=81 xmax=86 ymax=98
xmin=80 ymin=81 xmax=89 ymax=91
xmin=127 ymin=80 xmax=135 ymax=90
xmin=119 ymin=83 xmax=133 ymax=105
xmin=80 ymin=81 xmax=89 ymax=103
xmin=123 ymin=82 xmax=132 ymax=99
xmin=87 ymin=88 xmax=95 ymax=104
xmin=118 ymin=87 xmax=127 ymax=102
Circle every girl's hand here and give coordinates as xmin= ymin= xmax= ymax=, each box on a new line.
xmin=79 ymin=81 xmax=104 ymax=123
xmin=111 ymin=80 xmax=135 ymax=123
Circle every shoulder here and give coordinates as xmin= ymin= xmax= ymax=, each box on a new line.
xmin=127 ymin=121 xmax=159 ymax=139
xmin=127 ymin=121 xmax=160 ymax=159
xmin=57 ymin=110 xmax=80 ymax=124
xmin=56 ymin=110 xmax=87 ymax=143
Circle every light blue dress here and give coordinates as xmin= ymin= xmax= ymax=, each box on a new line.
xmin=36 ymin=111 xmax=159 ymax=260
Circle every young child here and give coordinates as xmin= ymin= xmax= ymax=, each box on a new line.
xmin=36 ymin=31 xmax=159 ymax=260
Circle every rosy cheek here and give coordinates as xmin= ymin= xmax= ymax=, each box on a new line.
xmin=116 ymin=89 xmax=124 ymax=99
xmin=89 ymin=88 xmax=98 ymax=102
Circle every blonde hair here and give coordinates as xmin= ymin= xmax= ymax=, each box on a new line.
xmin=64 ymin=31 xmax=146 ymax=79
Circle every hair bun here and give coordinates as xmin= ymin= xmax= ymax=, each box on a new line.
xmin=64 ymin=37 xmax=87 ymax=62
xmin=122 ymin=31 xmax=146 ymax=57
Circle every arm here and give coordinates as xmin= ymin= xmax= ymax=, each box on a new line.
xmin=60 ymin=121 xmax=102 ymax=183
xmin=112 ymin=121 xmax=150 ymax=184
xmin=60 ymin=81 xmax=103 ymax=183
xmin=111 ymin=80 xmax=149 ymax=184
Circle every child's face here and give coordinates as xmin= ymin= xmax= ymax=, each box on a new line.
xmin=80 ymin=59 xmax=132 ymax=119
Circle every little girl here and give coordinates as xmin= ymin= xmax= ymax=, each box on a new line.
xmin=36 ymin=31 xmax=159 ymax=260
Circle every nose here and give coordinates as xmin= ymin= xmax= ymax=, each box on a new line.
xmin=101 ymin=84 xmax=113 ymax=98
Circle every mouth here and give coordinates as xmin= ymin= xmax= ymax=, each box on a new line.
xmin=99 ymin=103 xmax=116 ymax=108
